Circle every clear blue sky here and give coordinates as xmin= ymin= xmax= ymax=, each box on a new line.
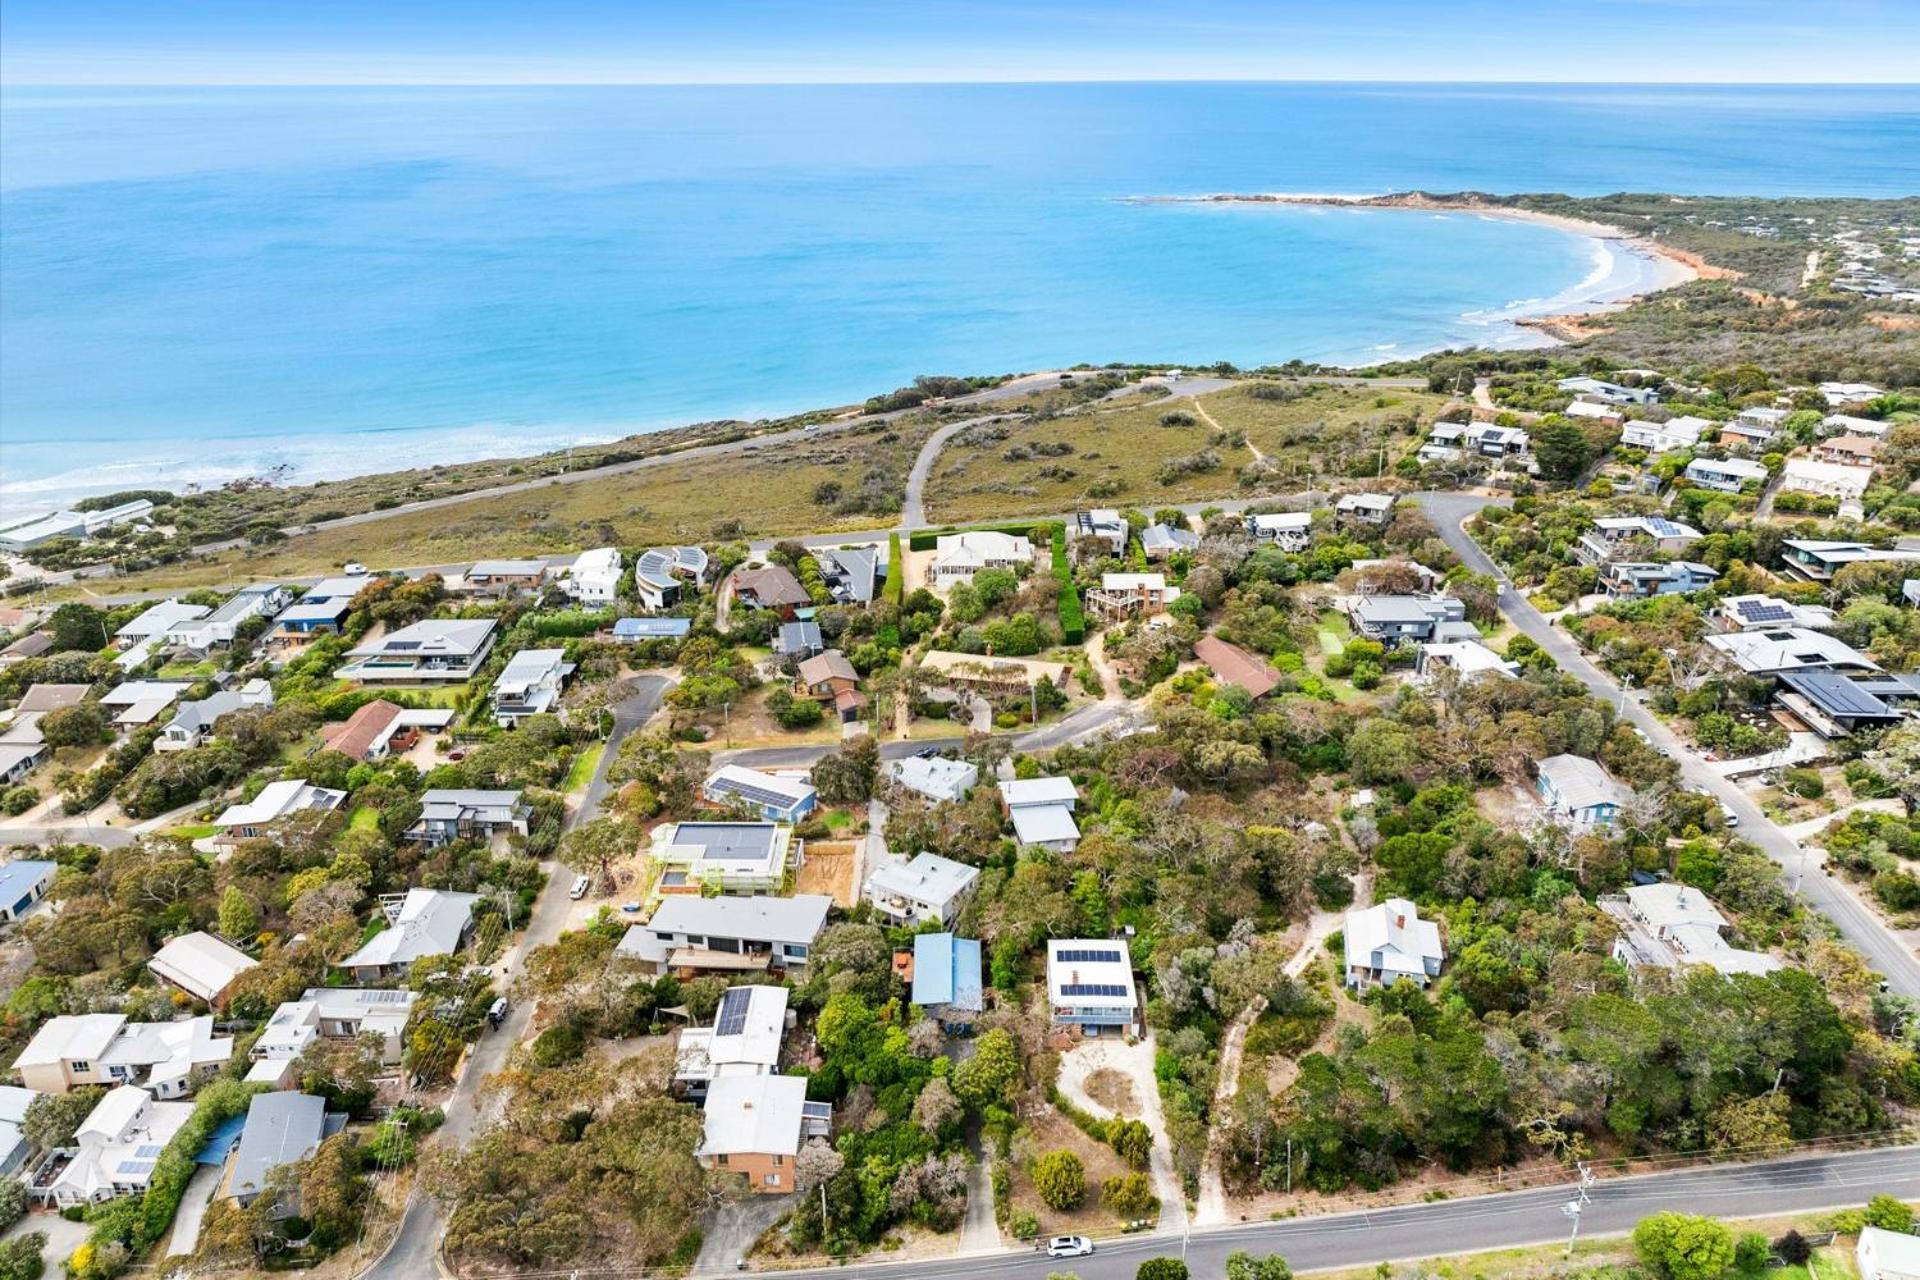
xmin=3 ymin=0 xmax=1914 ymax=85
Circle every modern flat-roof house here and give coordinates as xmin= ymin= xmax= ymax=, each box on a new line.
xmin=702 ymin=765 xmax=818 ymax=823
xmin=558 ymin=547 xmax=623 ymax=605
xmin=1780 ymin=457 xmax=1874 ymax=502
xmin=1600 ymin=560 xmax=1720 ymax=600
xmin=1071 ymin=509 xmax=1130 ymax=558
xmin=10 ymin=1014 xmax=232 ymax=1098
xmin=1778 ymin=539 xmax=1920 ymax=583
xmin=253 ymin=989 xmax=419 ymax=1065
xmin=634 ymin=545 xmax=710 ymax=610
xmin=1334 ymin=493 xmax=1396 ymax=528
xmin=210 ymin=779 xmax=348 ymax=848
xmin=1621 ymin=415 xmax=1712 ymax=454
xmin=1193 ymin=634 xmax=1282 ymax=700
xmin=165 ymin=584 xmax=290 ymax=651
xmin=0 ymin=499 xmax=153 ymax=554
xmin=0 ymin=859 xmax=57 ymax=923
xmin=225 ymin=1091 xmax=344 ymax=1208
xmin=98 ymin=679 xmax=191 ymax=727
xmin=148 ymin=933 xmax=258 ymax=1007
xmin=320 ymin=698 xmax=454 ymax=761
xmin=113 ymin=599 xmax=208 ymax=650
xmin=491 ymin=647 xmax=572 ymax=726
xmin=1245 ymin=511 xmax=1312 ymax=550
xmin=1046 ymin=939 xmax=1139 ymax=1038
xmin=1344 ymin=899 xmax=1444 ymax=990
xmin=731 ymin=565 xmax=811 ymax=616
xmin=911 ymin=933 xmax=984 ymax=1030
xmin=1574 ymin=516 xmax=1704 ymax=566
xmin=459 ymin=559 xmax=547 ymax=596
xmin=615 ymin=894 xmax=832 ymax=978
xmin=1715 ymin=594 xmax=1837 ymax=633
xmin=1558 ymin=376 xmax=1656 ymax=406
xmin=864 ymin=852 xmax=980 ymax=927
xmin=696 ymin=1075 xmax=829 ymax=1194
xmin=775 ymin=619 xmax=824 ymax=659
xmin=651 ymin=820 xmax=794 ymax=895
xmin=930 ymin=531 xmax=1033 ymax=584
xmin=406 ymin=788 xmax=530 ymax=847
xmin=796 ymin=650 xmax=864 ymax=722
xmin=1086 ymin=572 xmax=1181 ymax=620
xmin=1347 ymin=594 xmax=1468 ymax=647
xmin=1858 ymin=1226 xmax=1920 ymax=1280
xmin=1600 ymin=883 xmax=1781 ymax=977
xmin=265 ymin=577 xmax=366 ymax=646
xmin=611 ymin=616 xmax=693 ymax=642
xmin=1705 ymin=627 xmax=1880 ymax=677
xmin=816 ymin=546 xmax=883 ymax=605
xmin=1002 ymin=776 xmax=1080 ymax=853
xmin=1466 ymin=422 xmax=1531 ymax=458
xmin=1683 ymin=456 xmax=1770 ymax=493
xmin=339 ymin=618 xmax=497 ymax=682
xmin=1534 ymin=755 xmax=1629 ymax=830
xmin=338 ymin=889 xmax=482 ymax=980
xmin=673 ymin=984 xmax=789 ymax=1098
xmin=1415 ymin=639 xmax=1520 ymax=684
xmin=157 ymin=680 xmax=274 ymax=752
xmin=885 ymin=754 xmax=979 ymax=804
xmin=37 ymin=1085 xmax=194 ymax=1207
xmin=1140 ymin=523 xmax=1199 ymax=559
xmin=1720 ymin=407 xmax=1789 ymax=446
xmin=1775 ymin=671 xmax=1920 ymax=739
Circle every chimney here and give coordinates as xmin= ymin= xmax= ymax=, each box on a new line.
xmin=1395 ymin=914 xmax=1406 ymax=929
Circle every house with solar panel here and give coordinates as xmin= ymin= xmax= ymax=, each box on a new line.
xmin=338 ymin=618 xmax=497 ymax=682
xmin=912 ymin=933 xmax=984 ymax=1032
xmin=1714 ymin=595 xmax=1837 ymax=633
xmin=864 ymin=852 xmax=980 ymax=927
xmin=35 ymin=1085 xmax=196 ymax=1207
xmin=702 ymin=766 xmax=818 ymax=823
xmin=634 ymin=545 xmax=710 ymax=610
xmin=651 ymin=820 xmax=796 ymax=894
xmin=1574 ymin=516 xmax=1704 ymax=566
xmin=1774 ymin=672 xmax=1920 ymax=740
xmin=1046 ymin=940 xmax=1140 ymax=1038
xmin=674 ymin=985 xmax=791 ymax=1099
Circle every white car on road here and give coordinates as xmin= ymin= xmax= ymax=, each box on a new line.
xmin=1047 ymin=1236 xmax=1094 ymax=1258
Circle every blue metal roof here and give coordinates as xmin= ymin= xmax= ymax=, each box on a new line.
xmin=195 ymin=1114 xmax=247 ymax=1165
xmin=912 ymin=933 xmax=983 ymax=1013
xmin=0 ymin=861 xmax=55 ymax=906
xmin=613 ymin=617 xmax=691 ymax=639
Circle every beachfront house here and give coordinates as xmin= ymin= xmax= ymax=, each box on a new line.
xmin=165 ymin=584 xmax=289 ymax=652
xmin=1046 ymin=940 xmax=1139 ymax=1038
xmin=458 ymin=559 xmax=547 ymax=597
xmin=339 ymin=618 xmax=497 ymax=682
xmin=634 ymin=545 xmax=710 ymax=610
xmin=559 ymin=548 xmax=623 ymax=605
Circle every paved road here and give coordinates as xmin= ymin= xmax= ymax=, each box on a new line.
xmin=717 ymin=699 xmax=1139 ymax=771
xmin=358 ymin=677 xmax=671 ymax=1280
xmin=0 ymin=822 xmax=137 ymax=849
xmin=898 ymin=414 xmax=1012 ymax=530
xmin=1417 ymin=492 xmax=1920 ymax=998
xmin=758 ymin=1145 xmax=1920 ymax=1280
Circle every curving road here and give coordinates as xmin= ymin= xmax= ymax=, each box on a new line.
xmin=1416 ymin=492 xmax=1920 ymax=997
xmin=740 ymin=1144 xmax=1920 ymax=1280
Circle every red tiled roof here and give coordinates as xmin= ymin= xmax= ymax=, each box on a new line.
xmin=1193 ymin=634 xmax=1281 ymax=700
xmin=322 ymin=699 xmax=404 ymax=761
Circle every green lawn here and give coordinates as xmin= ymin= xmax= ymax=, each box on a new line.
xmin=1765 ymin=1249 xmax=1858 ymax=1280
xmin=169 ymin=823 xmax=217 ymax=840
xmin=157 ymin=660 xmax=217 ymax=679
xmin=564 ymin=742 xmax=606 ymax=793
xmin=346 ymin=806 xmax=381 ymax=833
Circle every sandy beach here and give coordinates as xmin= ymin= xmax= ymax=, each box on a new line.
xmin=1149 ymin=191 xmax=1711 ymax=346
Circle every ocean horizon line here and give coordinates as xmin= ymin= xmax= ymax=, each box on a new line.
xmin=6 ymin=77 xmax=1918 ymax=89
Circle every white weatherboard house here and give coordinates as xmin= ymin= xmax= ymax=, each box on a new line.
xmin=560 ymin=547 xmax=623 ymax=604
xmin=338 ymin=889 xmax=481 ymax=980
xmin=1046 ymin=940 xmax=1139 ymax=1037
xmin=1343 ymin=899 xmax=1444 ymax=990
xmin=113 ymin=599 xmax=207 ymax=649
xmin=40 ymin=1085 xmax=194 ymax=1207
xmin=674 ymin=984 xmax=789 ymax=1097
xmin=1684 ymin=456 xmax=1770 ymax=493
xmin=885 ymin=754 xmax=979 ymax=804
xmin=148 ymin=932 xmax=258 ymax=1006
xmin=864 ymin=852 xmax=980 ymax=927
xmin=1246 ymin=511 xmax=1311 ymax=550
xmin=10 ymin=1014 xmax=233 ymax=1098
xmin=1778 ymin=457 xmax=1874 ymax=502
xmin=253 ymin=989 xmax=419 ymax=1065
xmin=1534 ymin=755 xmax=1629 ymax=830
xmin=1001 ymin=775 xmax=1080 ymax=853
xmin=1858 ymin=1226 xmax=1920 ymax=1280
xmin=1600 ymin=883 xmax=1782 ymax=978
xmin=930 ymin=530 xmax=1032 ymax=584
xmin=1621 ymin=415 xmax=1712 ymax=454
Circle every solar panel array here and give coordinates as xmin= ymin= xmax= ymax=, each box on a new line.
xmin=714 ymin=987 xmax=753 ymax=1036
xmin=1054 ymin=948 xmax=1123 ymax=964
xmin=134 ymin=1144 xmax=165 ymax=1158
xmin=713 ymin=777 xmax=807 ymax=809
xmin=1060 ymin=983 xmax=1130 ymax=998
xmin=1646 ymin=518 xmax=1689 ymax=538
xmin=117 ymin=1160 xmax=156 ymax=1176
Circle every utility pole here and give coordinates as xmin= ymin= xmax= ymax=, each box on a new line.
xmin=1286 ymin=1138 xmax=1292 ymax=1194
xmin=1562 ymin=1200 xmax=1583 ymax=1256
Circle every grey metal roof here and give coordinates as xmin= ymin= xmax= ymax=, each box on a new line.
xmin=1777 ymin=672 xmax=1902 ymax=720
xmin=661 ymin=822 xmax=783 ymax=862
xmin=229 ymin=1092 xmax=329 ymax=1200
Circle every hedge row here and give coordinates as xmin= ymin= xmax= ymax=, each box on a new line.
xmin=884 ymin=533 xmax=905 ymax=606
xmin=906 ymin=520 xmax=1058 ymax=553
xmin=1052 ymin=527 xmax=1084 ymax=644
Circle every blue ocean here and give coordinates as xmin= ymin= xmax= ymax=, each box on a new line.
xmin=2 ymin=83 xmax=1917 ymax=506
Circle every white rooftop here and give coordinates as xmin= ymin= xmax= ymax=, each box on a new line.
xmin=1011 ymin=804 xmax=1080 ymax=847
xmin=1000 ymin=776 xmax=1077 ymax=808
xmin=1706 ymin=627 xmax=1879 ymax=675
xmin=1536 ymin=755 xmax=1629 ymax=813
xmin=339 ymin=889 xmax=481 ymax=970
xmin=698 ymin=1074 xmax=809 ymax=1157
xmin=1346 ymin=898 xmax=1444 ymax=980
xmin=865 ymin=852 xmax=980 ymax=911
xmin=1046 ymin=939 xmax=1137 ymax=1010
xmin=677 ymin=984 xmax=790 ymax=1082
xmin=114 ymin=600 xmax=208 ymax=642
xmin=212 ymin=779 xmax=347 ymax=830
xmin=148 ymin=933 xmax=258 ymax=1003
